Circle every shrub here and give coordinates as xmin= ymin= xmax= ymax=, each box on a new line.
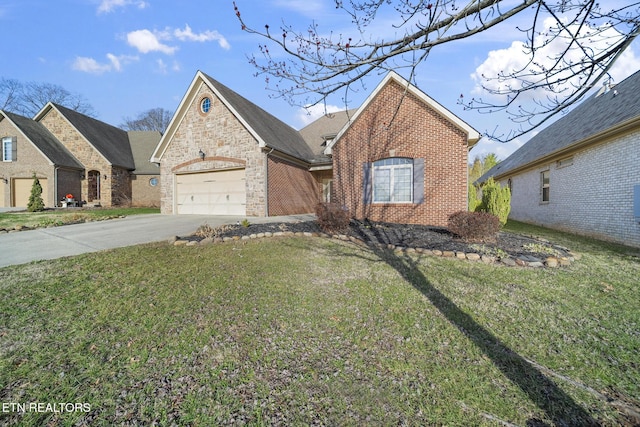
xmin=478 ymin=177 xmax=510 ymax=226
xmin=468 ymin=182 xmax=481 ymax=212
xmin=316 ymin=202 xmax=350 ymax=233
xmin=27 ymin=174 xmax=45 ymax=212
xmin=447 ymin=211 xmax=501 ymax=242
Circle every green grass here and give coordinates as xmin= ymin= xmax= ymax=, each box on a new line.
xmin=0 ymin=207 xmax=159 ymax=230
xmin=0 ymin=221 xmax=638 ymax=426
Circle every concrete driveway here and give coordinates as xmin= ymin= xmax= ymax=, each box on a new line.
xmin=0 ymin=213 xmax=314 ymax=268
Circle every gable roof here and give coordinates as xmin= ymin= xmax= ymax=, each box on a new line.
xmin=299 ymin=109 xmax=355 ymax=158
xmin=480 ymin=68 xmax=640 ymax=182
xmin=0 ymin=110 xmax=83 ymax=169
xmin=152 ymin=71 xmax=327 ymax=164
xmin=128 ymin=131 xmax=162 ymax=174
xmin=325 ymin=71 xmax=480 ymax=155
xmin=36 ymin=103 xmax=135 ymax=170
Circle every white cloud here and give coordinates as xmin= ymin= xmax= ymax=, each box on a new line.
xmin=126 ymin=26 xmax=230 ymax=55
xmin=155 ymin=59 xmax=181 ymax=74
xmin=97 ymin=0 xmax=148 ymax=14
xmin=174 ymin=25 xmax=231 ymax=50
xmin=72 ymin=57 xmax=111 ymax=74
xmin=72 ymin=54 xmax=138 ymax=74
xmin=296 ymin=103 xmax=346 ymax=128
xmin=127 ymin=29 xmax=178 ymax=54
xmin=472 ymin=18 xmax=640 ymax=99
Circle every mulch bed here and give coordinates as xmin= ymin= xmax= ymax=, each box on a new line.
xmin=190 ymin=219 xmax=574 ymax=263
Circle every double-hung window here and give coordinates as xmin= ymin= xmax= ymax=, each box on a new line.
xmin=373 ymin=158 xmax=413 ymax=203
xmin=2 ymin=137 xmax=16 ymax=162
xmin=541 ymin=170 xmax=550 ymax=202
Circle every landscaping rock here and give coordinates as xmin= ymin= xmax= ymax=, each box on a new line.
xmin=175 ymin=219 xmax=574 ymax=269
xmin=545 ymin=257 xmax=559 ymax=268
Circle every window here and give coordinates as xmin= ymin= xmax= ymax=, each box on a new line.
xmin=200 ymin=97 xmax=211 ymax=114
xmin=373 ymin=158 xmax=413 ymax=203
xmin=2 ymin=137 xmax=16 ymax=162
xmin=541 ymin=170 xmax=550 ymax=202
xmin=149 ymin=177 xmax=158 ymax=187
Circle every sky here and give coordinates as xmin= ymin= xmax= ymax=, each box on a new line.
xmin=2 ymin=0 xmax=639 ymax=162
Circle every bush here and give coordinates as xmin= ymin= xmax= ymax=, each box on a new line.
xmin=478 ymin=177 xmax=510 ymax=226
xmin=468 ymin=182 xmax=481 ymax=212
xmin=447 ymin=211 xmax=501 ymax=242
xmin=27 ymin=174 xmax=45 ymax=212
xmin=316 ymin=202 xmax=350 ymax=233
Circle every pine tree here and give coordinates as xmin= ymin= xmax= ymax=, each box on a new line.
xmin=27 ymin=173 xmax=45 ymax=212
xmin=479 ymin=177 xmax=511 ymax=226
xmin=468 ymin=182 xmax=481 ymax=212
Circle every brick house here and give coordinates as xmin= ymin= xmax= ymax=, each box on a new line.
xmin=326 ymin=72 xmax=480 ymax=226
xmin=152 ymin=71 xmax=479 ymax=224
xmin=479 ymin=69 xmax=640 ymax=248
xmin=0 ymin=104 xmax=161 ymax=208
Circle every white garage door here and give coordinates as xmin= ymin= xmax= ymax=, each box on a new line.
xmin=176 ymin=169 xmax=246 ymax=215
xmin=13 ymin=178 xmax=48 ymax=208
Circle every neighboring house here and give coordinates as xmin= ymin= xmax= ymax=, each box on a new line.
xmin=0 ymin=110 xmax=83 ymax=208
xmin=129 ymin=131 xmax=162 ymax=207
xmin=0 ymin=104 xmax=161 ymax=208
xmin=152 ymin=70 xmax=480 ymax=226
xmin=479 ymin=69 xmax=640 ymax=248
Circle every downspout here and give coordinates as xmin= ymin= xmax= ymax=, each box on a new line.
xmin=265 ymin=147 xmax=274 ymax=216
xmin=54 ymin=166 xmax=59 ymax=208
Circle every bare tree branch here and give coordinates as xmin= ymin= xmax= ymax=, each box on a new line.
xmin=0 ymin=79 xmax=95 ymax=117
xmin=235 ymin=0 xmax=640 ymax=141
xmin=120 ymin=108 xmax=174 ymax=133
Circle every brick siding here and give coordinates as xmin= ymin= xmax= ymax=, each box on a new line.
xmin=503 ymin=129 xmax=640 ymax=248
xmin=0 ymin=119 xmax=54 ymax=206
xmin=332 ymin=80 xmax=469 ymax=227
xmin=267 ymin=155 xmax=320 ymax=215
xmin=131 ymin=174 xmax=161 ymax=207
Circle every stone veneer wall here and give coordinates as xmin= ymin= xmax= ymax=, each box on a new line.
xmin=38 ymin=108 xmax=118 ymax=206
xmin=502 ymin=128 xmax=640 ymax=248
xmin=332 ymin=80 xmax=469 ymax=227
xmin=159 ymin=82 xmax=266 ymax=216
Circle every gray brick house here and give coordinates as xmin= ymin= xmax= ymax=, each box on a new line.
xmin=479 ymin=69 xmax=640 ymax=248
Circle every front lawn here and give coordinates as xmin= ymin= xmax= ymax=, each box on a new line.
xmin=0 ymin=207 xmax=159 ymax=230
xmin=0 ymin=223 xmax=638 ymax=425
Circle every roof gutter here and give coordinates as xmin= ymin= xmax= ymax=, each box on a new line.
xmin=492 ymin=115 xmax=640 ymax=181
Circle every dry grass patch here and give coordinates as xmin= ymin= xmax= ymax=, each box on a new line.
xmin=0 ymin=227 xmax=638 ymax=426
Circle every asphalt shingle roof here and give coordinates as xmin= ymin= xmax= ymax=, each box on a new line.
xmin=480 ymin=69 xmax=640 ymax=181
xmin=3 ymin=110 xmax=83 ymax=169
xmin=128 ymin=131 xmax=162 ymax=174
xmin=201 ymin=72 xmax=330 ymax=164
xmin=298 ymin=110 xmax=355 ymax=158
xmin=53 ymin=103 xmax=135 ymax=170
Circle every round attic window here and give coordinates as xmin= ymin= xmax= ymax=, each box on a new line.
xmin=200 ymin=97 xmax=211 ymax=114
xmin=149 ymin=177 xmax=158 ymax=187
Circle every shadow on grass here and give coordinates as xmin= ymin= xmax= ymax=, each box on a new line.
xmin=318 ymin=230 xmax=600 ymax=426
